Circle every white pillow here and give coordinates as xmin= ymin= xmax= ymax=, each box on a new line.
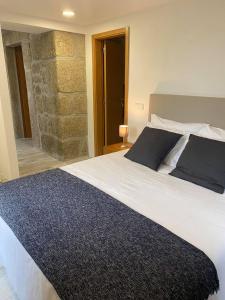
xmin=197 ymin=125 xmax=225 ymax=142
xmin=149 ymin=114 xmax=207 ymax=134
xmin=148 ymin=114 xmax=208 ymax=167
xmin=164 ymin=134 xmax=190 ymax=167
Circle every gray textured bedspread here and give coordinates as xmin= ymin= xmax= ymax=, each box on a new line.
xmin=0 ymin=169 xmax=219 ymax=300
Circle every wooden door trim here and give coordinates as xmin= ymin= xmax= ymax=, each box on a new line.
xmin=103 ymin=41 xmax=108 ymax=147
xmin=92 ymin=27 xmax=129 ymax=156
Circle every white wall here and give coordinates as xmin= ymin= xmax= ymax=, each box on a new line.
xmin=0 ymin=26 xmax=19 ymax=180
xmin=86 ymin=0 xmax=225 ymax=156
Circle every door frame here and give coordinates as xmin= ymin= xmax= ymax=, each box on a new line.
xmin=92 ymin=27 xmax=129 ymax=156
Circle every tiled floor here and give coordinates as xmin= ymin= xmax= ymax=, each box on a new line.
xmin=16 ymin=138 xmax=88 ymax=177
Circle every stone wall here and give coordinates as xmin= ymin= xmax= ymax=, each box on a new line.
xmin=2 ymin=29 xmax=88 ymax=161
xmin=30 ymin=31 xmax=88 ymax=160
xmin=2 ymin=30 xmax=40 ymax=146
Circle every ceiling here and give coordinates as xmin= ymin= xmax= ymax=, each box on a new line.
xmin=0 ymin=0 xmax=173 ymax=28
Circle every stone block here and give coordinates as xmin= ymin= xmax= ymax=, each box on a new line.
xmin=42 ymin=96 xmax=57 ymax=114
xmin=58 ymin=115 xmax=87 ymax=140
xmin=53 ymin=31 xmax=85 ymax=58
xmin=41 ymin=134 xmax=59 ymax=157
xmin=32 ymin=74 xmax=41 ymax=85
xmin=40 ymin=60 xmax=58 ymax=95
xmin=37 ymin=114 xmax=44 ymax=132
xmin=30 ymin=31 xmax=55 ymax=60
xmin=72 ymin=34 xmax=85 ymax=58
xmin=39 ymin=114 xmax=58 ymax=136
xmin=54 ymin=31 xmax=75 ymax=57
xmin=34 ymin=94 xmax=43 ymax=113
xmin=80 ymin=137 xmax=88 ymax=156
xmin=57 ymin=92 xmax=87 ymax=115
xmin=30 ymin=35 xmax=42 ymax=60
xmin=47 ymin=116 xmax=58 ymax=136
xmin=34 ymin=85 xmax=42 ymax=96
xmin=56 ymin=58 xmax=86 ymax=93
xmin=31 ymin=61 xmax=41 ymax=75
xmin=58 ymin=139 xmax=81 ymax=160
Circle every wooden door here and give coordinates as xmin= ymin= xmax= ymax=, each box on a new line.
xmin=104 ymin=37 xmax=125 ymax=146
xmin=15 ymin=46 xmax=32 ymax=138
xmin=92 ymin=28 xmax=129 ymax=156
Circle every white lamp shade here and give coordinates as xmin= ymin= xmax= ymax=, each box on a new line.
xmin=119 ymin=125 xmax=128 ymax=138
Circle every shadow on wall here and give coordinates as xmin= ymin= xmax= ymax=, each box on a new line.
xmin=2 ymin=30 xmax=88 ymax=161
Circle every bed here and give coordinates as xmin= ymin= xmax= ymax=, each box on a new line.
xmin=0 ymin=94 xmax=225 ymax=300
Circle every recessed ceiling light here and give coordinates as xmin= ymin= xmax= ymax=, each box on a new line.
xmin=62 ymin=10 xmax=75 ymax=17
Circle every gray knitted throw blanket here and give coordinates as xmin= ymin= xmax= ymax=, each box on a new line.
xmin=0 ymin=169 xmax=219 ymax=300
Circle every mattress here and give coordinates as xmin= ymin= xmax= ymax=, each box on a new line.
xmin=0 ymin=150 xmax=225 ymax=300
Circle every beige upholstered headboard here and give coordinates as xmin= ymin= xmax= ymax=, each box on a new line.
xmin=149 ymin=94 xmax=225 ymax=130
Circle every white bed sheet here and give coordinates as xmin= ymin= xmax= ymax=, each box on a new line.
xmin=1 ymin=150 xmax=225 ymax=300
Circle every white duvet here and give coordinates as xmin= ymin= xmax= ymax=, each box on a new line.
xmin=0 ymin=150 xmax=225 ymax=300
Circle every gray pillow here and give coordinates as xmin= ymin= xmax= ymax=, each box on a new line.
xmin=125 ymin=127 xmax=182 ymax=170
xmin=170 ymin=134 xmax=225 ymax=193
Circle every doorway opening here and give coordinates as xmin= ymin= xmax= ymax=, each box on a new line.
xmin=3 ymin=29 xmax=89 ymax=178
xmin=92 ymin=28 xmax=129 ymax=156
xmin=14 ymin=45 xmax=32 ymax=139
